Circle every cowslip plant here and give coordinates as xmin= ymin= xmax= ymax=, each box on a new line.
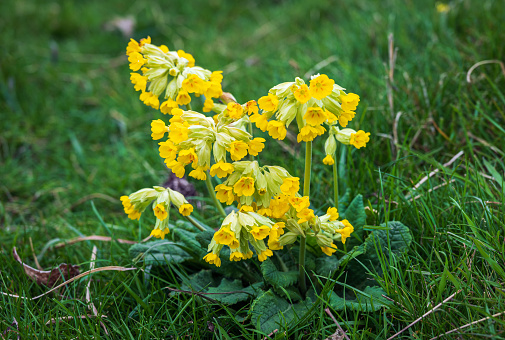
xmin=122 ymin=37 xmax=411 ymax=333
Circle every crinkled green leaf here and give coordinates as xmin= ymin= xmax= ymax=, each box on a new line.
xmin=250 ymin=290 xmax=314 ymax=334
xmin=129 ymin=240 xmax=191 ymax=265
xmin=328 ymin=286 xmax=391 ymax=312
xmin=174 ymin=218 xmax=214 ymax=233
xmin=315 ymin=244 xmax=364 ymax=276
xmin=180 ymin=269 xmax=216 ymax=292
xmin=345 ymin=221 xmax=412 ymax=288
xmin=207 ymin=279 xmax=263 ymax=304
xmin=196 ymin=231 xmax=214 ymax=248
xmin=261 ymin=259 xmax=298 ymax=288
xmin=174 ymin=228 xmax=207 ymax=258
xmin=341 ymin=194 xmax=366 ymax=247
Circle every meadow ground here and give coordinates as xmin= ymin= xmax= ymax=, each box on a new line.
xmin=1 ymin=0 xmax=504 ymax=338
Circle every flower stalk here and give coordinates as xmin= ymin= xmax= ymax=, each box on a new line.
xmin=299 ymin=140 xmax=312 ymax=294
xmin=205 ymin=171 xmax=227 ymax=217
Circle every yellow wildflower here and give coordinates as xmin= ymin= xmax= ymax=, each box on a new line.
xmin=130 ymin=73 xmax=147 ymax=92
xmin=189 ymin=167 xmax=207 ymax=180
xmin=250 ymin=113 xmax=269 ymax=132
xmin=243 ymin=250 xmax=254 ymax=259
xmin=337 ymin=220 xmax=354 ymax=244
xmin=258 ymin=93 xmax=279 ymax=112
xmin=323 ymin=154 xmax=334 ymax=165
xmin=165 ymin=160 xmax=186 ymax=178
xmin=230 ymin=252 xmax=243 ymax=262
xmin=258 ymin=249 xmax=273 ymax=262
xmin=140 ymin=92 xmax=160 ymax=109
xmin=304 ymin=107 xmax=328 ymax=126
xmin=350 ymin=130 xmax=370 ymax=149
xmin=268 ymin=237 xmax=283 ymax=250
xmin=250 ymin=225 xmax=270 ymax=240
xmin=280 ymin=177 xmax=300 ymax=197
xmin=205 ymin=81 xmax=223 ymax=98
xmin=309 ymin=74 xmax=334 ymax=100
xmin=151 ymin=119 xmax=167 ymax=140
xmin=338 ymin=111 xmax=356 ymax=127
xmin=267 ymin=120 xmax=287 ymax=140
xmin=293 ymin=84 xmax=311 ymax=104
xmin=269 ymin=195 xmax=291 ymax=218
xmin=151 ymin=228 xmax=170 ymax=239
xmin=179 ymin=203 xmax=194 ymax=216
xmin=159 ymin=141 xmax=178 ymax=161
xmin=182 ymin=74 xmax=205 ymax=94
xmin=126 ymin=38 xmax=141 ymax=55
xmin=168 ymin=122 xmax=189 ymax=144
xmin=226 ymin=102 xmax=244 ymax=119
xmin=228 ymin=140 xmax=249 ymax=161
xmin=210 ymin=161 xmax=234 ymax=178
xmin=215 ymin=184 xmax=235 ymax=205
xmin=210 ymin=71 xmax=223 ymax=83
xmin=233 ymin=177 xmax=255 ymax=197
xmin=289 ymin=196 xmax=310 ymax=212
xmin=229 ymin=238 xmax=240 ymax=249
xmin=245 ymin=100 xmax=259 ymax=115
xmin=203 ymin=98 xmax=214 ymax=112
xmin=239 ymin=205 xmax=254 ymax=213
xmin=248 ymin=138 xmax=265 ymax=156
xmin=128 ymin=52 xmax=146 ymax=71
xmin=176 ymin=89 xmax=191 ymax=105
xmin=214 ymin=227 xmax=235 ymax=245
xmin=203 ymin=253 xmax=221 ymax=267
xmin=177 ymin=148 xmax=198 ymax=165
xmin=297 ymin=208 xmax=315 ymax=224
xmin=340 ymin=93 xmax=360 ymax=111
xmin=177 ymin=50 xmax=195 ymax=67
xmin=327 ymin=207 xmax=339 ymax=221
xmin=154 ymin=203 xmax=168 ymax=221
xmin=160 ymin=99 xmax=179 ymax=115
xmin=270 ymin=222 xmax=285 ymax=239
xmin=321 ymin=243 xmax=337 ymax=256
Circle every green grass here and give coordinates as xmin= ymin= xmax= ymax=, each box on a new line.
xmin=1 ymin=0 xmax=505 ymax=338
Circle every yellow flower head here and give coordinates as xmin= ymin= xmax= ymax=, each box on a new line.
xmin=189 ymin=167 xmax=207 ymax=180
xmin=130 ymin=73 xmax=147 ymax=92
xmin=340 ymin=93 xmax=360 ymax=111
xmin=321 ymin=243 xmax=337 ymax=256
xmin=269 ymin=195 xmax=291 ymax=218
xmin=151 ymin=119 xmax=167 ymax=140
xmin=177 ymin=148 xmax=198 ymax=165
xmin=323 ymin=154 xmax=334 ymax=165
xmin=258 ymin=93 xmax=279 ymax=112
xmin=210 ymin=70 xmax=223 ymax=83
xmin=203 ymin=253 xmax=221 ymax=267
xmin=250 ymin=225 xmax=270 ymax=240
xmin=165 ymin=160 xmax=186 ymax=178
xmin=230 ymin=252 xmax=243 ymax=262
xmin=338 ymin=111 xmax=356 ymax=127
xmin=350 ymin=130 xmax=370 ymax=149
xmin=215 ymin=184 xmax=235 ymax=205
xmin=239 ymin=205 xmax=254 ymax=213
xmin=154 ymin=203 xmax=168 ymax=221
xmin=179 ymin=203 xmax=193 ymax=216
xmin=250 ymin=113 xmax=269 ymax=132
xmin=297 ymin=124 xmax=326 ymax=143
xmin=229 ymin=238 xmax=240 ymax=249
xmin=268 ymin=237 xmax=283 ymax=250
xmin=327 ymin=207 xmax=339 ymax=221
xmin=245 ymin=100 xmax=259 ymax=115
xmin=140 ymin=92 xmax=160 ymax=110
xmin=176 ymin=90 xmax=192 ymax=105
xmin=289 ymin=196 xmax=310 ymax=212
xmin=203 ymin=98 xmax=214 ymax=112
xmin=214 ymin=226 xmax=236 ymax=245
xmin=248 ymin=138 xmax=265 ymax=156
xmin=229 ymin=140 xmax=249 ymax=161
xmin=128 ymin=52 xmax=146 ymax=71
xmin=270 ymin=222 xmax=285 ymax=239
xmin=233 ymin=177 xmax=255 ymax=197
xmin=309 ymin=74 xmax=334 ymax=100
xmin=160 ymin=99 xmax=179 ymax=115
xmin=293 ymin=84 xmax=311 ymax=104
xmin=168 ymin=122 xmax=189 ymax=144
xmin=226 ymin=102 xmax=244 ymax=120
xmin=158 ymin=140 xmax=178 ymax=161
xmin=205 ymin=81 xmax=223 ymax=98
xmin=126 ymin=38 xmax=141 ymax=55
xmin=280 ymin=177 xmax=300 ymax=197
xmin=258 ymin=249 xmax=273 ymax=262
xmin=150 ymin=228 xmax=170 ymax=240
xmin=243 ymin=250 xmax=254 ymax=259
xmin=267 ymin=120 xmax=287 ymax=140
xmin=297 ymin=208 xmax=315 ymax=224
xmin=210 ymin=161 xmax=234 ymax=178
xmin=336 ymin=220 xmax=354 ymax=244
xmin=182 ymin=74 xmax=205 ymax=94
xmin=304 ymin=107 xmax=328 ymax=126
xmin=121 ymin=196 xmax=142 ymax=220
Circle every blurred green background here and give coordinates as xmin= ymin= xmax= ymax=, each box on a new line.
xmin=1 ymin=0 xmax=504 ymax=337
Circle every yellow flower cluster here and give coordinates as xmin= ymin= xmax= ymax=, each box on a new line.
xmin=120 ymin=186 xmax=194 ymax=239
xmin=126 ymin=37 xmax=223 ymax=113
xmin=152 ymin=109 xmax=266 ymax=181
xmin=249 ymin=74 xmax=370 ymax=149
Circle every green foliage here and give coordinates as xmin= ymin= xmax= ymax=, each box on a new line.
xmin=261 ymin=259 xmax=299 ymax=288
xmin=341 ymin=194 xmax=367 ymax=246
xmin=129 ymin=240 xmax=192 ymax=265
xmin=250 ymin=290 xmax=314 ymax=334
xmin=328 ymin=286 xmax=391 ymax=312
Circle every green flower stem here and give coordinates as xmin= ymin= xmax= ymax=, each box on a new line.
xmin=299 ymin=140 xmax=312 ymax=295
xmin=185 ymin=102 xmax=192 ymax=111
xmin=184 ymin=215 xmax=206 ymax=232
xmin=205 ymin=171 xmax=227 ymax=217
xmin=333 ymin=156 xmax=339 ymax=211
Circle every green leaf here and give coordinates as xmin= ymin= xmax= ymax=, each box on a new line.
xmin=207 ymin=279 xmax=263 ymax=304
xmin=315 ymin=244 xmax=364 ymax=276
xmin=345 ymin=221 xmax=412 ymax=288
xmin=180 ymin=269 xmax=217 ymax=292
xmin=174 ymin=228 xmax=207 ymax=259
xmin=473 ymin=238 xmax=505 ymax=280
xmin=196 ymin=231 xmax=214 ymax=248
xmin=129 ymin=240 xmax=192 ymax=265
xmin=328 ymin=286 xmax=390 ymax=312
xmin=250 ymin=290 xmax=314 ymax=334
xmin=261 ymin=259 xmax=298 ymax=288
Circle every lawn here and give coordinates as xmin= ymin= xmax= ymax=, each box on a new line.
xmin=1 ymin=0 xmax=504 ymax=338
